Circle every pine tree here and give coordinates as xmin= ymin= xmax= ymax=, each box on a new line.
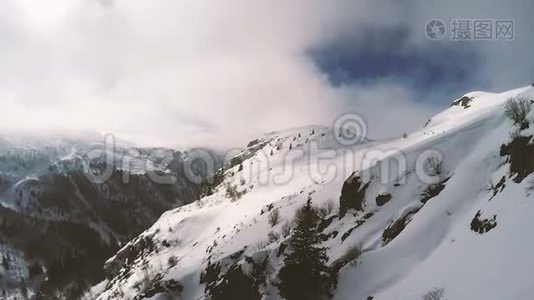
xmin=20 ymin=279 xmax=28 ymax=299
xmin=2 ymin=254 xmax=9 ymax=270
xmin=277 ymin=202 xmax=332 ymax=300
xmin=289 ymin=143 xmax=293 ymax=150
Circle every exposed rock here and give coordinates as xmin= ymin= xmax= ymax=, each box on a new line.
xmin=500 ymin=135 xmax=534 ymax=183
xmin=421 ymin=177 xmax=451 ymax=204
xmin=470 ymin=211 xmax=497 ymax=234
xmin=382 ymin=207 xmax=420 ymax=245
xmin=339 ymin=173 xmax=369 ymax=218
xmin=451 ymin=96 xmax=474 ymax=109
xmin=376 ymin=193 xmax=392 ymax=206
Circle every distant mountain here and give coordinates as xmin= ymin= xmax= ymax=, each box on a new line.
xmin=0 ymin=136 xmax=219 ymax=299
xmin=92 ymin=86 xmax=534 ymax=300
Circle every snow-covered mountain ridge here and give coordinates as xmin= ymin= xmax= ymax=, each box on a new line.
xmin=0 ymin=136 xmax=217 ymax=299
xmin=93 ymin=85 xmax=534 ymax=300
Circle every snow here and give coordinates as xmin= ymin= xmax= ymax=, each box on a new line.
xmin=337 ymin=86 xmax=534 ymax=299
xmin=94 ymin=86 xmax=534 ymax=300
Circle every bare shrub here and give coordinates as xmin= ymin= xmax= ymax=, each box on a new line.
xmin=505 ymin=98 xmax=531 ymax=129
xmin=422 ymin=287 xmax=445 ymax=300
xmin=425 ymin=155 xmax=443 ymax=176
xmin=225 ymin=183 xmax=245 ymax=201
xmin=167 ymin=256 xmax=178 ymax=268
xmin=317 ymin=199 xmax=335 ymax=219
xmin=133 ymin=266 xmax=161 ymax=294
xmin=281 ymin=222 xmax=292 ymax=237
xmin=332 ymin=244 xmax=362 ymax=271
xmin=485 ymin=180 xmax=497 ymax=194
xmin=108 ymin=286 xmax=125 ymax=299
xmin=268 ymin=209 xmax=280 ymax=227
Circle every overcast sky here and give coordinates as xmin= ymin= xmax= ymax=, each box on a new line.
xmin=1 ymin=0 xmax=532 ymax=148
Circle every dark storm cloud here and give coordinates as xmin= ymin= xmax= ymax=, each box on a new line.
xmin=310 ymin=26 xmax=485 ymax=103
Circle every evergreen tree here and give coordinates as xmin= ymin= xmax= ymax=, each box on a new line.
xmin=20 ymin=279 xmax=28 ymax=299
xmin=2 ymin=254 xmax=9 ymax=270
xmin=277 ymin=202 xmax=332 ymax=300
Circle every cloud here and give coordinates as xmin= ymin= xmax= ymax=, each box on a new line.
xmin=332 ymin=83 xmax=439 ymax=139
xmin=309 ymin=26 xmax=483 ymax=95
xmin=0 ymin=0 xmax=531 ymax=148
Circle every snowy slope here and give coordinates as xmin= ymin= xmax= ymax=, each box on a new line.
xmin=93 ymin=86 xmax=534 ymax=300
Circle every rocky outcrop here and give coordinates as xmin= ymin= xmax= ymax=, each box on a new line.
xmin=339 ymin=173 xmax=369 ymax=218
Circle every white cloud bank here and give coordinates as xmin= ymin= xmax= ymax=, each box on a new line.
xmin=0 ymin=0 xmax=531 ymax=148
